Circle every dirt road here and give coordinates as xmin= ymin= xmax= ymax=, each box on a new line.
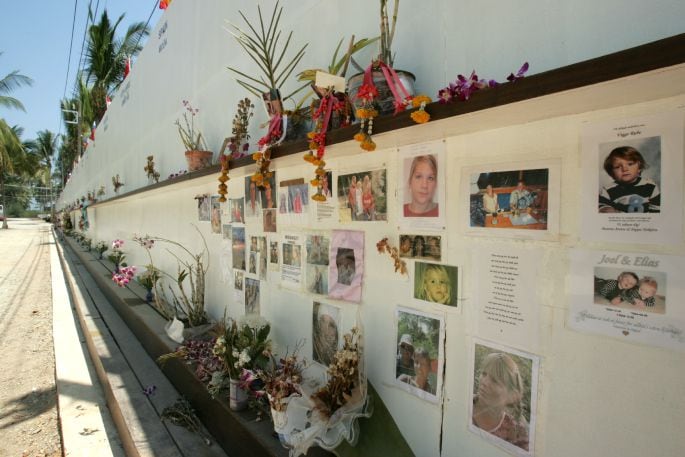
xmin=0 ymin=219 xmax=62 ymax=456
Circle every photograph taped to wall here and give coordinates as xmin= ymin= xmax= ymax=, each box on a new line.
xmin=469 ymin=338 xmax=539 ymax=456
xmin=196 ymin=194 xmax=210 ymax=222
xmin=245 ymin=277 xmax=260 ymax=315
xmin=594 ymin=266 xmax=666 ymax=314
xmin=260 ymin=172 xmax=277 ymax=210
xmin=278 ymin=177 xmax=310 ymax=226
xmin=222 ymin=223 xmax=232 ymax=240
xmin=230 ymin=197 xmax=245 ymax=224
xmin=337 ymin=168 xmax=387 ymax=222
xmin=462 ymin=160 xmax=560 ymax=241
xmin=234 ymin=270 xmax=244 ymax=291
xmin=210 ymin=195 xmax=222 ymax=233
xmin=231 ymin=226 xmax=246 ymax=270
xmin=281 ymin=233 xmax=303 ymax=290
xmin=245 ymin=176 xmax=263 ymax=219
xmin=315 ymin=170 xmax=335 ymax=222
xmin=312 ymin=301 xmax=341 ymax=367
xmin=263 ymin=208 xmax=277 ymax=232
xmin=414 ymin=261 xmax=458 ymax=307
xmin=394 ymin=306 xmax=445 ymax=403
xmin=569 ymin=249 xmax=685 ymax=351
xmin=399 ymin=234 xmax=441 ymax=261
xmin=269 ymin=240 xmax=279 ymax=269
xmin=328 ymin=230 xmax=364 ymax=302
xmin=220 ymin=243 xmax=232 ymax=283
xmin=399 ymin=140 xmax=446 ymax=229
xmin=580 ymin=110 xmax=684 ymax=244
xmin=306 ymin=234 xmax=330 ymax=296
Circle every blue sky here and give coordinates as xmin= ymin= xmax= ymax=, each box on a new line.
xmin=0 ymin=0 xmax=163 ymax=141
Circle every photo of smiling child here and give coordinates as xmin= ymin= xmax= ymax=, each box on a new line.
xmin=593 ymin=266 xmax=666 ymax=314
xmin=414 ymin=262 xmax=459 ymax=307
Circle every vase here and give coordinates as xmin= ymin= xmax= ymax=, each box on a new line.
xmin=114 ymin=263 xmax=120 ymax=274
xmin=229 ymin=378 xmax=248 ymax=411
xmin=185 ymin=150 xmax=214 ymax=172
xmin=145 ymin=288 xmax=154 ymax=304
xmin=347 ymin=69 xmax=416 ymax=116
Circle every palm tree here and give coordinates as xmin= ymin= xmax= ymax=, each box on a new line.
xmin=0 ymin=120 xmax=22 ymax=228
xmin=0 ymin=52 xmax=33 ymax=111
xmin=30 ymin=130 xmax=58 ymax=211
xmin=83 ymin=9 xmax=149 ymax=122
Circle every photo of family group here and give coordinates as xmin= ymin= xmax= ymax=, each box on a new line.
xmin=593 ymin=266 xmax=666 ymax=314
xmin=337 ymin=169 xmax=388 ymax=222
xmin=399 ymin=234 xmax=441 ymax=261
xmin=469 ymin=340 xmax=538 ymax=455
xmin=597 ymin=137 xmax=661 ymax=214
xmin=395 ymin=307 xmax=444 ymax=402
xmin=469 ymin=168 xmax=549 ymax=230
xmin=414 ymin=261 xmax=458 ymax=307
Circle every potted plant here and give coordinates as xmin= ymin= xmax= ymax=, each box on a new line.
xmin=176 ymin=100 xmax=213 ymax=172
xmin=347 ymin=0 xmax=416 ymax=114
xmin=217 ymin=98 xmax=255 ymax=202
xmin=227 ymin=0 xmax=309 ymax=186
xmin=107 ymin=239 xmax=127 ymax=273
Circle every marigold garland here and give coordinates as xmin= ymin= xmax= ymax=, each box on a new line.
xmin=303 ymin=91 xmax=350 ymax=202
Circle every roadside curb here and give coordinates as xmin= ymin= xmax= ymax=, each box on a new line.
xmin=50 ymin=229 xmax=125 ymax=456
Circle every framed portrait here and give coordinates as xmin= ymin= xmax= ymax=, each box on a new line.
xmin=469 ymin=338 xmax=539 ymax=456
xmin=394 ymin=306 xmax=445 ymax=403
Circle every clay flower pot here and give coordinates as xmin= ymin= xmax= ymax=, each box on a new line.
xmin=185 ymin=150 xmax=213 ymax=172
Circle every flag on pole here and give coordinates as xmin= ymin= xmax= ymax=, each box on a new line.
xmin=106 ymin=95 xmax=112 ymax=107
xmin=160 ymin=0 xmax=173 ymax=10
xmin=124 ymin=57 xmax=131 ymax=78
xmin=90 ymin=121 xmax=96 ymax=141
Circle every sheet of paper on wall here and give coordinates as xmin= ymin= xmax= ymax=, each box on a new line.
xmin=461 ymin=159 xmax=561 ymax=241
xmin=281 ymin=232 xmax=304 ymax=290
xmin=568 ymin=249 xmax=685 ymax=352
xmin=233 ymin=270 xmax=245 ymax=303
xmin=476 ymin=246 xmax=541 ymax=352
xmin=580 ymin=110 xmax=684 ymax=244
xmin=398 ymin=140 xmax=446 ymax=230
xmin=328 ymin=230 xmax=364 ymax=302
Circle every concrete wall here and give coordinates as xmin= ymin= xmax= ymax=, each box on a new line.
xmin=58 ymin=1 xmax=685 ymax=456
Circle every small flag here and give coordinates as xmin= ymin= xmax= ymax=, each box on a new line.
xmin=124 ymin=57 xmax=131 ymax=78
xmin=90 ymin=121 xmax=96 ymax=141
xmin=159 ymin=0 xmax=172 ymax=10
xmin=106 ymin=95 xmax=111 ymax=107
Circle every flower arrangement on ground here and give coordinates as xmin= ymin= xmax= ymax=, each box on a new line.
xmin=259 ymin=343 xmax=305 ymax=412
xmin=107 ymin=239 xmax=126 ymax=270
xmin=112 ymin=265 xmax=136 ymax=287
xmin=94 ymin=241 xmax=108 ymax=259
xmin=213 ymin=315 xmax=272 ymax=380
xmin=312 ymin=327 xmax=362 ymax=418
xmin=134 ymin=229 xmax=209 ymax=326
xmin=157 ymin=336 xmax=224 ymax=384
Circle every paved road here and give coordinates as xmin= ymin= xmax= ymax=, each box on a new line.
xmin=0 ymin=219 xmax=62 ymax=456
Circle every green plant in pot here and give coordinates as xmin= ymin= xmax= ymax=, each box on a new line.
xmin=176 ymin=100 xmax=213 ymax=172
xmin=227 ymin=0 xmax=309 ymax=186
xmin=348 ymin=0 xmax=417 ymax=116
